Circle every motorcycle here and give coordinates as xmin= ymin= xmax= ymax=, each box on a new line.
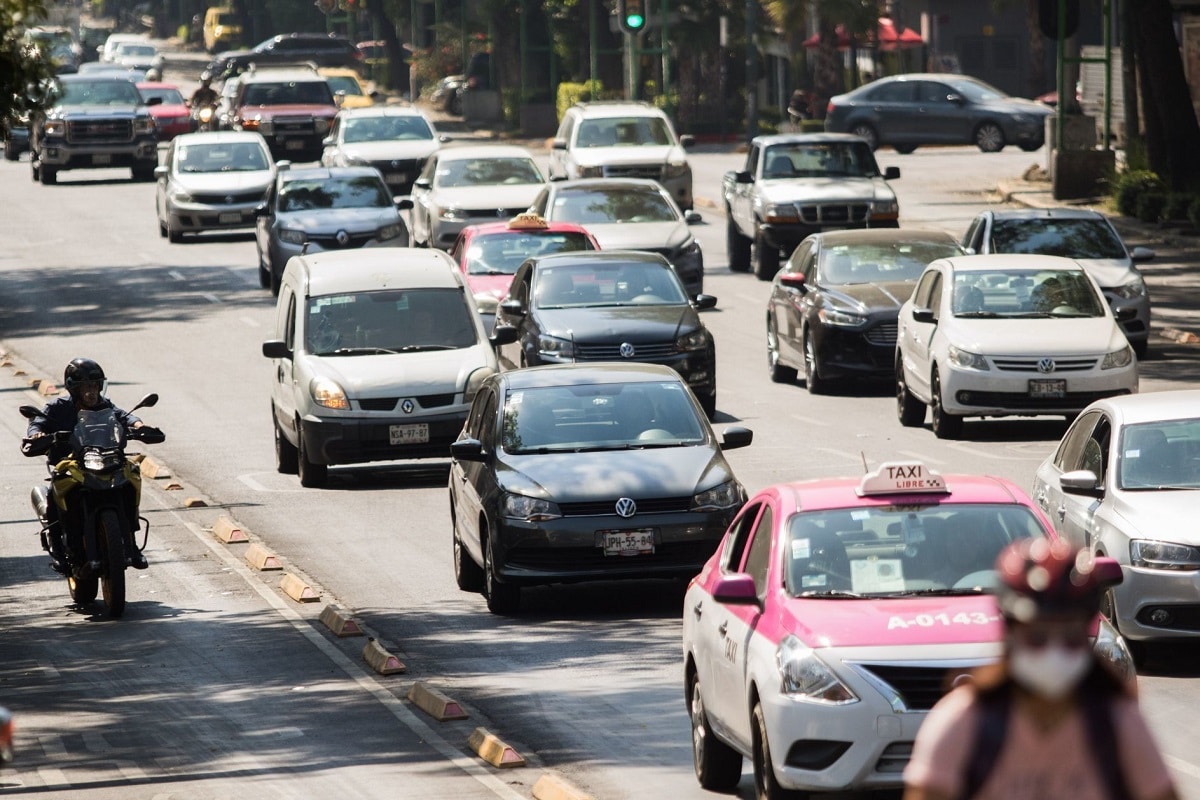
xmin=19 ymin=393 xmax=165 ymax=618
xmin=191 ymin=102 xmax=219 ymax=132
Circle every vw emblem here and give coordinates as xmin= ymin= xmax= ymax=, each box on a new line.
xmin=615 ymin=497 xmax=637 ymax=518
xmin=335 ymin=229 xmax=351 ymax=246
xmin=1037 ymin=358 xmax=1056 ymax=374
xmin=390 ymin=160 xmax=399 ymax=168
xmin=401 ymin=399 xmax=415 ymax=414
xmin=619 ymin=342 xmax=636 ymax=358
xmin=224 ymin=195 xmax=234 ymax=204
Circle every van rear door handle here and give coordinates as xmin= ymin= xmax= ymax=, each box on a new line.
xmin=718 ymin=621 xmax=728 ymax=637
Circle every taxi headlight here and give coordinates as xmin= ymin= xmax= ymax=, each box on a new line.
xmin=1092 ymin=617 xmax=1136 ymax=684
xmin=947 ymin=345 xmax=989 ymax=370
xmin=465 ymin=367 xmax=494 ymax=402
xmin=278 ymin=228 xmax=307 ymax=245
xmin=538 ymin=334 xmax=575 ymax=359
xmin=577 ymin=165 xmax=603 ymax=178
xmin=675 ymin=328 xmax=710 ymax=352
xmin=691 ymin=480 xmax=743 ymax=512
xmin=762 ymin=203 xmax=799 ymax=224
xmin=1102 ymin=345 xmax=1134 ymax=369
xmin=376 ymin=222 xmax=403 ymax=241
xmin=310 ymin=377 xmax=349 ymax=409
xmin=1112 ymin=276 xmax=1147 ymax=299
xmin=1130 ymin=539 xmax=1200 ymax=570
xmin=777 ymin=635 xmax=858 ymax=703
xmin=502 ymin=493 xmax=562 ymax=522
xmin=818 ymin=306 xmax=867 ymax=328
xmin=663 ymin=161 xmax=689 ymax=178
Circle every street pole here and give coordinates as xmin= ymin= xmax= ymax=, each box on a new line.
xmin=660 ymin=0 xmax=670 ymax=116
xmin=589 ymin=0 xmax=597 ymax=92
xmin=746 ymin=0 xmax=758 ymax=139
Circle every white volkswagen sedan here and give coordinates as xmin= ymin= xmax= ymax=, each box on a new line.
xmin=895 ymin=254 xmax=1138 ymax=439
xmin=1031 ymin=390 xmax=1200 ymax=655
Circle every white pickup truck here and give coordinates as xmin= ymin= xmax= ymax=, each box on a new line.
xmin=722 ymin=133 xmax=902 ymax=279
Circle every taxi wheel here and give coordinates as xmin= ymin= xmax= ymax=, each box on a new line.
xmin=767 ymin=318 xmax=797 ymax=384
xmin=483 ymin=537 xmax=520 ymax=614
xmin=930 ymin=370 xmax=963 ymax=440
xmin=753 ymin=702 xmax=806 ymax=800
xmin=896 ymin=363 xmax=925 ymax=427
xmin=689 ymin=673 xmax=742 ymax=791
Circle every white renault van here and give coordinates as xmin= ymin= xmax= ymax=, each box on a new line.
xmin=262 ymin=248 xmax=517 ymax=487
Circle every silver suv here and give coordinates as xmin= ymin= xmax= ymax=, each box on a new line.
xmin=549 ymin=101 xmax=694 ymax=209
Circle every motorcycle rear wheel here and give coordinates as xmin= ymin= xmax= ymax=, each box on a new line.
xmin=98 ymin=509 xmax=127 ymax=618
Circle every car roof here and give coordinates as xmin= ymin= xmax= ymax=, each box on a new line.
xmin=807 ymin=228 xmax=959 ymax=247
xmin=174 ymin=130 xmax=270 ymax=146
xmin=500 ymin=362 xmax=684 ymax=390
xmin=318 ymin=66 xmax=361 ymax=77
xmin=337 ymin=105 xmax=429 ymax=119
xmin=1084 ymin=390 xmax=1200 ymax=426
xmin=297 ymin=249 xmax=462 ymax=296
xmin=240 ymin=66 xmax=326 ymax=83
xmin=462 ymin=220 xmax=592 ymax=237
xmin=982 ymin=208 xmax=1108 ymax=222
xmin=528 ymin=250 xmax=669 ymax=269
xmin=435 ymin=144 xmax=536 ymax=160
xmin=767 ymin=471 xmax=1029 ymax=514
xmin=548 ymin=177 xmax=667 ymax=192
xmin=570 ymin=101 xmax=667 ymax=119
xmin=936 ymin=254 xmax=1085 ymax=273
xmin=753 ymin=132 xmax=877 ymax=146
xmin=59 ymin=73 xmax=137 ymax=83
xmin=278 ymin=165 xmax=382 ymax=182
xmin=136 ymin=81 xmax=180 ymax=90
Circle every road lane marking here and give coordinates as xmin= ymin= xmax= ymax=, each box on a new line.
xmin=36 ymin=768 xmax=69 ymax=788
xmin=236 ymin=473 xmax=309 ymax=492
xmin=83 ymin=731 xmax=111 ymax=752
xmin=39 ymin=734 xmax=66 ymax=757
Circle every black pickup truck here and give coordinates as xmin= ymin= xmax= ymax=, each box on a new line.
xmin=30 ymin=74 xmax=160 ymax=185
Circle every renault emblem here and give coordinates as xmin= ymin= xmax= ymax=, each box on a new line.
xmin=619 ymin=342 xmax=636 ymax=358
xmin=336 ymin=229 xmax=351 ymax=246
xmin=615 ymin=497 xmax=637 ymax=518
xmin=1037 ymin=358 xmax=1056 ymax=373
xmin=401 ymin=399 xmax=415 ymax=414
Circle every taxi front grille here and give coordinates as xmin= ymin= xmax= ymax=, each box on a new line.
xmin=463 ymin=207 xmax=529 ymax=221
xmin=856 ymin=664 xmax=951 ymax=711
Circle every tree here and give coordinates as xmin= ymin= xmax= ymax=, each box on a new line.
xmin=1132 ymin=0 xmax=1200 ymax=191
xmin=0 ymin=0 xmax=56 ymax=133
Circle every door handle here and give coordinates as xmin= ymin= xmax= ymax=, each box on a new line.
xmin=717 ymin=621 xmax=728 ymax=637
xmin=692 ymin=601 xmax=703 ymax=620
xmin=1056 ymin=504 xmax=1066 ymax=522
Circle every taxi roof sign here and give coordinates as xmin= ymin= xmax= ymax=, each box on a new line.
xmin=507 ymin=213 xmax=550 ymax=230
xmin=857 ymin=461 xmax=948 ymax=496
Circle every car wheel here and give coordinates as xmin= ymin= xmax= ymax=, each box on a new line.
xmin=453 ymin=521 xmax=485 ymax=593
xmin=930 ymin=369 xmax=963 ymax=440
xmin=158 ymin=218 xmax=168 ymax=238
xmin=1100 ymin=589 xmax=1148 ymax=668
xmin=698 ymin=390 xmax=717 ymax=420
xmin=3 ymin=139 xmax=18 ymax=161
xmin=483 ymin=534 xmax=519 ymax=614
xmin=274 ymin=409 xmax=298 ymax=474
xmin=893 ymin=144 xmax=917 ymax=154
xmin=270 ymin=259 xmax=282 ymax=297
xmin=297 ymin=429 xmax=328 ymax=488
xmin=1019 ymin=142 xmax=1043 ymax=152
xmin=767 ymin=317 xmax=798 ymax=384
xmin=803 ymin=330 xmax=827 ymax=395
xmin=753 ymin=702 xmax=805 ymax=800
xmin=896 ymin=359 xmax=926 ymax=427
xmin=727 ymin=214 xmax=752 ymax=272
xmin=754 ymin=226 xmax=780 ymax=281
xmin=257 ymin=247 xmax=271 ymax=289
xmin=132 ymin=167 xmax=155 ymax=182
xmin=40 ymin=166 xmax=57 ymax=185
xmin=850 ymin=123 xmax=878 ymax=151
xmin=167 ymin=222 xmax=183 ymax=243
xmin=689 ymin=672 xmax=742 ymax=791
xmin=31 ymin=157 xmax=39 ymax=181
xmin=975 ymin=122 xmax=1006 ymax=153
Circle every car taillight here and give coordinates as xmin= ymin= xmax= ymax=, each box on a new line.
xmin=826 ymin=102 xmax=834 ymax=114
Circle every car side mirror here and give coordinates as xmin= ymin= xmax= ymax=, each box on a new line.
xmin=962 ymin=246 xmax=977 ymax=255
xmin=450 ymin=438 xmax=486 ymax=462
xmin=413 ymin=178 xmax=431 ymax=190
xmin=153 ymin=165 xmax=168 ymax=179
xmin=780 ymin=272 xmax=806 ymax=291
xmin=884 ymin=166 xmax=900 ymax=180
xmin=490 ymin=324 xmax=519 ymax=346
xmin=262 ymin=339 xmax=291 ymax=359
xmin=322 ymin=136 xmax=333 ymax=146
xmin=912 ymin=308 xmax=936 ymax=324
xmin=947 ymin=93 xmax=965 ymax=106
xmin=395 ymin=197 xmax=414 ymax=210
xmin=254 ymin=204 xmax=270 ymax=217
xmin=720 ymin=425 xmax=753 ymax=451
xmin=1060 ymin=469 xmax=1103 ymax=497
xmin=679 ymin=134 xmax=695 ymax=149
xmin=1130 ymin=246 xmax=1155 ymax=263
xmin=735 ymin=170 xmax=754 ymax=184
xmin=713 ymin=573 xmax=760 ymax=605
xmin=551 ymin=139 xmax=567 ymax=150
xmin=684 ymin=210 xmax=702 ymax=225
xmin=692 ymin=294 xmax=717 ymax=310
xmin=1114 ymin=306 xmax=1137 ymax=322
xmin=499 ymin=298 xmax=525 ymax=317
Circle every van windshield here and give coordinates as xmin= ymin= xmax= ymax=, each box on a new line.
xmin=304 ymin=288 xmax=478 ymax=355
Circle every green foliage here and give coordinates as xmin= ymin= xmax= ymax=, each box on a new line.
xmin=1136 ymin=192 xmax=1166 ymax=224
xmin=555 ymin=80 xmax=607 ymax=121
xmin=1163 ymin=192 xmax=1196 ymax=222
xmin=1 ymin=0 xmax=57 ymax=131
xmin=1112 ymin=170 xmax=1165 ymax=217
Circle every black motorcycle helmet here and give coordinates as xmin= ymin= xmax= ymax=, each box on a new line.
xmin=63 ymin=357 xmax=106 ymax=405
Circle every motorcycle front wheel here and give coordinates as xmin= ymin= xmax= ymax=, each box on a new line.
xmin=68 ymin=574 xmax=98 ymax=605
xmin=98 ymin=509 xmax=127 ymax=618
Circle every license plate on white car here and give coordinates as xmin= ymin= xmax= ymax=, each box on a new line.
xmin=1029 ymin=379 xmax=1066 ymax=398
xmin=389 ymin=423 xmax=429 ymax=445
xmin=285 ymin=139 xmax=305 ymax=150
xmin=385 ymin=172 xmax=407 ymax=184
xmin=218 ymin=212 xmax=242 ymax=224
xmin=600 ymin=529 xmax=655 ymax=556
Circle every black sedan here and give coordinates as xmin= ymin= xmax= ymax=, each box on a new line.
xmin=447 ymin=363 xmax=752 ymax=614
xmin=493 ymin=251 xmax=719 ymax=417
xmin=825 ymin=73 xmax=1053 ymax=153
xmin=766 ymin=228 xmax=962 ymax=393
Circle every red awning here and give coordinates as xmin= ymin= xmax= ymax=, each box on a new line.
xmin=802 ymin=18 xmax=924 ymax=51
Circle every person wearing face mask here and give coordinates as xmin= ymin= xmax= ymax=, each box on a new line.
xmin=903 ymin=538 xmax=1178 ymax=800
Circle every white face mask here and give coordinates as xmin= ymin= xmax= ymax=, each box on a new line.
xmin=1009 ymin=644 xmax=1092 ymax=700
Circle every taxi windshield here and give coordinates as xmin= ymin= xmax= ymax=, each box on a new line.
xmin=465 ymin=231 xmax=594 ymax=275
xmin=785 ymin=504 xmax=1046 ymax=598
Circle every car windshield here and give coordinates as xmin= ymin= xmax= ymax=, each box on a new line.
xmin=117 ymin=44 xmax=156 ymax=57
xmin=279 ymin=175 xmax=391 ymax=210
xmin=762 ymin=141 xmax=880 ymax=178
xmin=436 ymin=157 xmax=543 ymax=187
xmin=503 ymin=381 xmax=706 ymax=454
xmin=325 ymin=75 xmax=364 ymax=96
xmin=304 ymin=288 xmax=477 ymax=355
xmin=575 ymin=116 xmax=673 ymax=147
xmin=465 ymin=231 xmax=594 ymax=275
xmin=176 ymin=141 xmax=270 ymax=173
xmin=550 ymin=187 xmax=678 ymax=225
xmin=785 ymin=504 xmax=1046 ymax=598
xmin=945 ymin=77 xmax=1009 ymax=102
xmin=989 ymin=218 xmax=1128 ymax=260
xmin=139 ymin=86 xmax=184 ymax=104
xmin=950 ymin=269 xmax=1106 ymax=317
xmin=533 ymin=262 xmax=687 ymax=308
xmin=240 ymin=81 xmax=334 ymax=106
xmin=820 ymin=240 xmax=961 ymax=285
xmin=1118 ymin=420 xmax=1200 ymax=490
xmin=343 ymin=114 xmax=433 ymax=143
xmin=60 ymin=79 xmax=142 ymax=105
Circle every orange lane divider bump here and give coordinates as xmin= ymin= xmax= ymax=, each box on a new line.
xmin=212 ymin=515 xmax=248 ymax=543
xmin=319 ymin=604 xmax=364 ymax=637
xmin=362 ymin=638 xmax=406 ymax=675
xmin=468 ymin=727 xmax=526 ymax=769
xmin=280 ymin=573 xmax=319 ymax=602
xmin=532 ymin=773 xmax=596 ymax=800
xmin=407 ymin=681 xmax=469 ymax=721
xmin=244 ymin=543 xmax=282 ymax=571
xmin=139 ymin=457 xmax=171 ymax=479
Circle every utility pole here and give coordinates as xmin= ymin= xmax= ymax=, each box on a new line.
xmin=746 ymin=0 xmax=758 ymax=139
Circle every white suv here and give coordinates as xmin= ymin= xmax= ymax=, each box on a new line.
xmin=549 ymin=101 xmax=694 ymax=209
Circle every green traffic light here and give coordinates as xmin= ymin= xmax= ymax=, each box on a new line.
xmin=626 ymin=13 xmax=644 ymax=28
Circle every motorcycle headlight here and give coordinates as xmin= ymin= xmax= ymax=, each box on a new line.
xmin=502 ymin=492 xmax=562 ymax=522
xmin=439 ymin=206 xmax=468 ymax=221
xmin=675 ymin=328 xmax=710 ymax=352
xmin=663 ymin=161 xmax=689 ymax=178
xmin=278 ymin=228 xmax=307 ymax=245
xmin=42 ymin=120 xmax=65 ymax=137
xmin=376 ymin=223 xmax=403 ymax=241
xmin=818 ymin=306 xmax=867 ymax=328
xmin=691 ymin=480 xmax=743 ymax=511
xmin=869 ymin=199 xmax=899 ymax=220
xmin=134 ymin=116 xmax=155 ymax=135
xmin=947 ymin=345 xmax=989 ymax=370
xmin=762 ymin=203 xmax=799 ymax=223
xmin=83 ymin=451 xmax=106 ymax=472
xmin=537 ymin=334 xmax=575 ymax=359
xmin=1102 ymin=344 xmax=1134 ymax=369
xmin=465 ymin=367 xmax=495 ymax=402
xmin=310 ymin=377 xmax=349 ymax=409
xmin=777 ymin=635 xmax=858 ymax=703
xmin=1092 ymin=617 xmax=1136 ymax=684
xmin=1112 ymin=276 xmax=1147 ymax=299
xmin=1130 ymin=539 xmax=1200 ymax=570
xmin=577 ymin=165 xmax=604 ymax=178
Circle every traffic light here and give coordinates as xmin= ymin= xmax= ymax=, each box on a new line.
xmin=617 ymin=0 xmax=646 ymax=34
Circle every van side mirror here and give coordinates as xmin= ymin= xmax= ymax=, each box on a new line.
xmin=912 ymin=308 xmax=936 ymax=324
xmin=884 ymin=166 xmax=900 ymax=180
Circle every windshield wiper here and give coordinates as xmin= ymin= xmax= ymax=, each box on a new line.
xmin=955 ymin=311 xmax=1002 ymax=318
xmin=883 ymin=587 xmax=987 ymax=596
xmin=796 ymin=589 xmax=863 ymax=598
xmin=1124 ymin=484 xmax=1198 ymax=491
xmin=327 ymin=346 xmax=401 ymax=355
xmin=395 ymin=344 xmax=457 ymax=352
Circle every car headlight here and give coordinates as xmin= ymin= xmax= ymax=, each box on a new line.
xmin=818 ymin=306 xmax=867 ymax=328
xmin=315 ymin=118 xmax=331 ymax=134
xmin=501 ymin=492 xmax=562 ymax=522
xmin=1092 ymin=616 xmax=1136 ymax=684
xmin=762 ymin=203 xmax=799 ymax=223
xmin=1112 ymin=275 xmax=1147 ymax=299
xmin=537 ymin=334 xmax=575 ymax=359
xmin=1102 ymin=344 xmax=1134 ymax=369
xmin=1130 ymin=539 xmax=1200 ymax=570
xmin=133 ymin=117 xmax=156 ymax=135
xmin=376 ymin=223 xmax=403 ymax=241
xmin=169 ymin=188 xmax=194 ymax=203
xmin=663 ymin=161 xmax=689 ymax=178
xmin=342 ymin=154 xmax=369 ymax=166
xmin=465 ymin=367 xmax=494 ymax=402
xmin=777 ymin=635 xmax=858 ymax=703
xmin=278 ymin=228 xmax=307 ymax=245
xmin=439 ymin=206 xmax=468 ymax=221
xmin=869 ymin=199 xmax=899 ymax=220
xmin=691 ymin=480 xmax=743 ymax=511
xmin=310 ymin=377 xmax=349 ymax=409
xmin=577 ymin=165 xmax=603 ymax=178
xmin=675 ymin=328 xmax=710 ymax=352
xmin=947 ymin=345 xmax=989 ymax=370
xmin=42 ymin=120 xmax=65 ymax=137
xmin=674 ymin=239 xmax=702 ymax=260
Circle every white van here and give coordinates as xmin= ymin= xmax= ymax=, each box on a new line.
xmin=262 ymin=248 xmax=517 ymax=487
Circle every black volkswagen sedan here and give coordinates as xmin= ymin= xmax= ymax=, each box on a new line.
xmin=766 ymin=228 xmax=962 ymax=393
xmin=493 ymin=251 xmax=719 ymax=417
xmin=448 ymin=363 xmax=752 ymax=614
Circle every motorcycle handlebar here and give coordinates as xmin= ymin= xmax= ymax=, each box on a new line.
xmin=131 ymin=425 xmax=165 ymax=444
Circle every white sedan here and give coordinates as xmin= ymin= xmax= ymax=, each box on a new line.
xmin=1031 ymin=390 xmax=1200 ymax=655
xmin=896 ymin=254 xmax=1138 ymax=439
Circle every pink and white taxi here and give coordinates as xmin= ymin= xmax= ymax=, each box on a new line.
xmin=681 ymin=461 xmax=1134 ymax=799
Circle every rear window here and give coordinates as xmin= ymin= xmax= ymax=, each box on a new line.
xmin=465 ymin=231 xmax=594 ymax=275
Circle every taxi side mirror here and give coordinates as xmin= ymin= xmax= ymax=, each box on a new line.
xmin=713 ymin=573 xmax=760 ymax=606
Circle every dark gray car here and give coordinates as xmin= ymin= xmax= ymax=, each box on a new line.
xmin=825 ymin=73 xmax=1053 ymax=153
xmin=447 ymin=363 xmax=752 ymax=614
